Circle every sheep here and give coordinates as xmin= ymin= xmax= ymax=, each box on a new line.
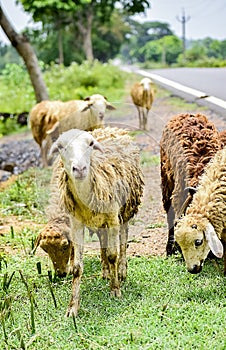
xmin=44 ymin=126 xmax=144 ymax=316
xmin=160 ymin=113 xmax=223 ymax=256
xmin=130 ymin=77 xmax=154 ymax=130
xmin=174 ymin=146 xmax=226 ymax=275
xmin=29 ymin=94 xmax=116 ymax=166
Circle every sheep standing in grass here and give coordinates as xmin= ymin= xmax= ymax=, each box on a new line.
xmin=160 ymin=113 xmax=223 ymax=256
xmin=29 ymin=94 xmax=116 ymax=166
xmin=130 ymin=77 xmax=154 ymax=130
xmin=46 ymin=127 xmax=144 ymax=316
xmin=174 ymin=146 xmax=226 ymax=274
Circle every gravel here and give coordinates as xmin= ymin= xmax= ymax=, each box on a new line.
xmin=0 ymin=136 xmax=41 ymax=181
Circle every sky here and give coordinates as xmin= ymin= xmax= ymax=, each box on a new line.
xmin=0 ymin=0 xmax=226 ymax=45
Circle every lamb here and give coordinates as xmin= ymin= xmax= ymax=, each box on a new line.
xmin=160 ymin=113 xmax=223 ymax=256
xmin=44 ymin=126 xmax=144 ymax=317
xmin=174 ymin=146 xmax=226 ymax=274
xmin=29 ymin=94 xmax=116 ymax=166
xmin=130 ymin=77 xmax=154 ymax=130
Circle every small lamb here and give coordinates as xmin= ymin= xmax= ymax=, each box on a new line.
xmin=174 ymin=146 xmax=226 ymax=274
xmin=47 ymin=127 xmax=144 ymax=316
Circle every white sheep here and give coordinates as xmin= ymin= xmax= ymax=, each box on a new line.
xmin=174 ymin=146 xmax=226 ymax=275
xmin=130 ymin=77 xmax=154 ymax=130
xmin=48 ymin=127 xmax=144 ymax=316
xmin=29 ymin=94 xmax=116 ymax=166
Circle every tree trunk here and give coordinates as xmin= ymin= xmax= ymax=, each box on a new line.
xmin=58 ymin=23 xmax=64 ymax=65
xmin=77 ymin=8 xmax=94 ymax=61
xmin=83 ymin=10 xmax=94 ymax=61
xmin=0 ymin=5 xmax=49 ymax=102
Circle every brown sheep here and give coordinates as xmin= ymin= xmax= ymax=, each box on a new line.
xmin=130 ymin=77 xmax=154 ymax=130
xmin=29 ymin=94 xmax=115 ymax=166
xmin=160 ymin=113 xmax=223 ymax=256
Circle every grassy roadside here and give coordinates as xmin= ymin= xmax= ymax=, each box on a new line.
xmin=1 ymin=69 xmax=225 ymax=349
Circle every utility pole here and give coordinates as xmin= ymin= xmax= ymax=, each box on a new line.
xmin=177 ymin=8 xmax=190 ymax=61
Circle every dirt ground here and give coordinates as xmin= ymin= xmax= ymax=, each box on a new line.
xmin=1 ymin=87 xmax=226 ymax=258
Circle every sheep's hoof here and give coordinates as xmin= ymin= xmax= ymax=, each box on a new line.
xmin=65 ymin=300 xmax=80 ymax=318
xmin=110 ymin=288 xmax=121 ymax=298
xmin=102 ymin=267 xmax=110 ymax=280
xmin=118 ymin=261 xmax=127 ymax=281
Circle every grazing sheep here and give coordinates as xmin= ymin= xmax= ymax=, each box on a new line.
xmin=29 ymin=94 xmax=116 ymax=166
xmin=174 ymin=146 xmax=226 ymax=274
xmin=45 ymin=127 xmax=144 ymax=316
xmin=160 ymin=113 xmax=223 ymax=256
xmin=130 ymin=77 xmax=154 ymax=130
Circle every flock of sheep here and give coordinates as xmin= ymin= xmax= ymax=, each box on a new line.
xmin=29 ymin=77 xmax=226 ymax=317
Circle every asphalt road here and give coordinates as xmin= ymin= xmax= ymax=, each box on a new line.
xmin=148 ymin=67 xmax=226 ymax=101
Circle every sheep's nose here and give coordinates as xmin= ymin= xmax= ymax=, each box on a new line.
xmin=188 ymin=264 xmax=202 ymax=274
xmin=72 ymin=165 xmax=87 ymax=179
xmin=99 ymin=112 xmax=104 ymax=120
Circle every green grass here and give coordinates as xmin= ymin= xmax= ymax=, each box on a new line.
xmin=0 ymin=167 xmax=51 ymax=223
xmin=0 ymin=249 xmax=225 ymax=350
xmin=140 ymin=152 xmax=160 ymax=167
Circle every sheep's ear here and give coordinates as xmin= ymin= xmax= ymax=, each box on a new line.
xmin=81 ymin=103 xmax=92 ymax=112
xmin=46 ymin=121 xmax=59 ymax=135
xmin=205 ymin=222 xmax=223 ymax=258
xmin=49 ymin=139 xmax=64 ymax=156
xmin=90 ymin=139 xmax=103 ymax=152
xmin=106 ymin=102 xmax=116 ymax=110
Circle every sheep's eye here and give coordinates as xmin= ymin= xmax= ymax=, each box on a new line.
xmin=195 ymin=239 xmax=203 ymax=247
xmin=89 ymin=140 xmax=94 ymax=147
xmin=192 ymin=224 xmax=197 ymax=229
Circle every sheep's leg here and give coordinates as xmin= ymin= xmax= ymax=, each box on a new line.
xmin=166 ymin=206 xmax=175 ymax=256
xmin=118 ymin=223 xmax=128 ymax=281
xmin=143 ymin=109 xmax=148 ymax=130
xmin=141 ymin=107 xmax=146 ymax=130
xmin=107 ymin=227 xmax=121 ymax=297
xmin=221 ymin=230 xmax=226 ymax=276
xmin=97 ymin=229 xmax=110 ymax=279
xmin=41 ymin=140 xmax=48 ymax=167
xmin=137 ymin=106 xmax=142 ymax=129
xmin=66 ymin=220 xmax=85 ymax=317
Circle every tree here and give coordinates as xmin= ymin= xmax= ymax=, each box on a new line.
xmin=0 ymin=4 xmax=48 ymax=102
xmin=121 ymin=20 xmax=174 ymax=63
xmin=20 ymin=0 xmax=150 ymax=62
xmin=142 ymin=35 xmax=182 ymax=65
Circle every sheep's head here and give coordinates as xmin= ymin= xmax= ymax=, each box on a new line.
xmin=140 ymin=78 xmax=152 ymax=90
xmin=82 ymin=94 xmax=116 ymax=121
xmin=50 ymin=129 xmax=102 ymax=181
xmin=175 ymin=215 xmax=223 ymax=274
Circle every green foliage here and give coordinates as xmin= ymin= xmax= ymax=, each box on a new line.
xmin=44 ymin=60 xmax=128 ymax=102
xmin=177 ymin=38 xmax=226 ymax=67
xmin=142 ymin=35 xmax=183 ymax=65
xmin=0 ymin=61 xmax=129 ymax=117
xmin=0 ymin=63 xmax=35 ymax=113
xmin=0 ymin=117 xmax=27 ymax=136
